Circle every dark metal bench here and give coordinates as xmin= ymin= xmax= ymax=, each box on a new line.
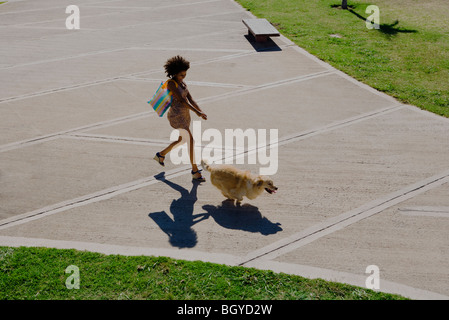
xmin=242 ymin=18 xmax=280 ymax=42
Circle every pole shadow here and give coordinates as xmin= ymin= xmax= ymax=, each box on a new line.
xmin=346 ymin=8 xmax=417 ymax=37
xmin=202 ymin=200 xmax=282 ymax=236
xmin=148 ymin=173 xmax=208 ymax=248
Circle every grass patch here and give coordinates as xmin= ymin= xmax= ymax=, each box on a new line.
xmin=236 ymin=0 xmax=449 ymax=117
xmin=0 ymin=246 xmax=406 ymax=300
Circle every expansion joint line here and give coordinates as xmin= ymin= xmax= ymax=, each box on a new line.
xmin=0 ymin=104 xmax=405 ymax=230
xmin=238 ymin=169 xmax=449 ymax=266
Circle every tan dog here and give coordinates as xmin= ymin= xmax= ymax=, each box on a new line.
xmin=201 ymin=159 xmax=278 ymax=204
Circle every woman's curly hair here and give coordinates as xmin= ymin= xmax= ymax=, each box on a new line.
xmin=164 ymin=55 xmax=190 ymax=78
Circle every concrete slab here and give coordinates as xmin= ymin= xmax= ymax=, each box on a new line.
xmin=0 ymin=24 xmax=72 ymax=42
xmin=20 ymin=0 xmax=242 ymax=30
xmin=149 ymin=28 xmax=274 ymax=53
xmin=1 ymin=0 xmax=449 ymax=300
xmin=0 ymin=48 xmax=235 ymax=101
xmin=0 ymin=4 xmax=135 ymax=27
xmin=271 ymin=181 xmax=449 ymax=297
xmin=89 ymin=0 xmax=214 ymax=9
xmin=234 ymin=107 xmax=449 ymax=262
xmin=136 ymin=46 xmax=329 ymax=87
xmin=0 ymin=171 xmax=284 ymax=252
xmin=0 ymin=80 xmax=151 ymax=146
xmin=0 ymin=0 xmax=97 ymax=12
xmin=0 ymin=138 xmax=157 ymax=219
xmin=2 ymin=107 xmax=448 ymax=255
xmin=0 ymin=79 xmax=241 ymax=147
xmin=93 ymin=72 xmax=397 ymax=145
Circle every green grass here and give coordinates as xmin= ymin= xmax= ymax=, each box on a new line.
xmin=0 ymin=246 xmax=407 ymax=300
xmin=236 ymin=0 xmax=449 ymax=118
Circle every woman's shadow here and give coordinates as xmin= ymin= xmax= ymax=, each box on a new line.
xmin=148 ymin=172 xmax=208 ymax=248
xmin=202 ymin=200 xmax=282 ymax=236
xmin=149 ymin=173 xmax=283 ymax=248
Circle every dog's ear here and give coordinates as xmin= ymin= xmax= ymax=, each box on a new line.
xmin=256 ymin=177 xmax=264 ymax=187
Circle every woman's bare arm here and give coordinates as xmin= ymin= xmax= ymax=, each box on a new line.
xmin=187 ymin=91 xmax=207 ymax=120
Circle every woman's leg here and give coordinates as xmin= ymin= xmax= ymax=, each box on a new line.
xmin=159 ymin=128 xmax=190 ymax=157
xmin=157 ymin=128 xmax=204 ymax=180
xmin=185 ymin=129 xmax=205 ymax=181
xmin=186 ymin=128 xmax=199 ymax=173
xmin=159 ymin=136 xmax=183 ymax=157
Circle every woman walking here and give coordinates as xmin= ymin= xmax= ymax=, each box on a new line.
xmin=153 ymin=55 xmax=208 ymax=182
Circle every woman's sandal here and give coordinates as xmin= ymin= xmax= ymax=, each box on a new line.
xmin=191 ymin=169 xmax=206 ymax=182
xmin=153 ymin=152 xmax=165 ymax=167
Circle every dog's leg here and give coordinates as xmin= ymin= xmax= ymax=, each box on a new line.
xmin=235 ymin=194 xmax=243 ymax=206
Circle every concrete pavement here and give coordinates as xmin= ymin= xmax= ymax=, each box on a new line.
xmin=1 ymin=0 xmax=449 ymax=299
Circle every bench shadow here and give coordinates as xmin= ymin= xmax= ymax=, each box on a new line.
xmin=244 ymin=34 xmax=282 ymax=52
xmin=202 ymin=200 xmax=282 ymax=236
xmin=148 ymin=173 xmax=208 ymax=248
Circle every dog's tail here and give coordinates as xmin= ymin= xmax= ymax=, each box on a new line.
xmin=201 ymin=158 xmax=211 ymax=172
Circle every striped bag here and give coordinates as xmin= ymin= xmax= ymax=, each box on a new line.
xmin=148 ymin=80 xmax=177 ymax=117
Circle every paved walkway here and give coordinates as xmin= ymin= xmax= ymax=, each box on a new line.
xmin=1 ymin=0 xmax=449 ymax=299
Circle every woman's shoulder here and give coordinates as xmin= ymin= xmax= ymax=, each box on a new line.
xmin=166 ymin=79 xmax=178 ymax=87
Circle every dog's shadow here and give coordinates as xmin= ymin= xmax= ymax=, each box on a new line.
xmin=202 ymin=200 xmax=282 ymax=236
